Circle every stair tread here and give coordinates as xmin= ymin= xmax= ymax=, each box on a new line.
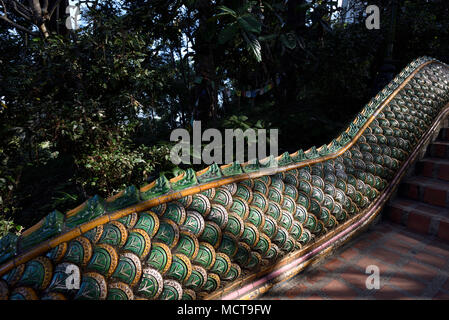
xmin=404 ymin=175 xmax=449 ymax=188
xmin=388 ymin=197 xmax=449 ymax=220
xmin=384 ymin=122 xmax=449 ymax=239
xmin=432 ymin=140 xmax=449 ymax=145
xmin=419 ymin=157 xmax=449 ymax=164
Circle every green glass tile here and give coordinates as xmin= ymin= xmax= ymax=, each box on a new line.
xmin=184 ymin=265 xmax=207 ymax=291
xmin=218 ymin=232 xmax=238 ymax=258
xmin=153 ymin=219 xmax=179 ymax=249
xmin=212 ymin=188 xmax=232 ymax=209
xmin=247 ymin=206 xmax=265 ymax=228
xmin=210 ymin=252 xmax=231 ymax=277
xmin=175 ymin=231 xmax=199 ymax=259
xmin=163 ymin=202 xmax=186 ymax=225
xmin=160 ymin=280 xmax=183 ymax=300
xmin=208 ymin=204 xmax=228 ymax=228
xmin=111 ymin=252 xmax=141 ymax=286
xmin=193 ymin=243 xmax=216 ymax=270
xmin=197 ymin=221 xmax=221 ymax=250
xmin=166 ymin=253 xmax=192 ymax=283
xmin=229 ymin=197 xmax=249 ymax=220
xmin=222 ymin=264 xmax=241 ymax=281
xmin=146 ymin=242 xmax=172 ymax=274
xmin=182 ymin=210 xmax=205 ymax=236
xmin=266 ymin=201 xmax=282 ymax=222
xmin=188 ymin=194 xmax=211 ymax=217
xmin=241 ymin=223 xmax=259 ymax=247
xmin=134 ymin=211 xmax=159 ymax=237
xmin=224 ymin=212 xmax=244 ymax=238
xmin=136 ymin=267 xmax=163 ymax=299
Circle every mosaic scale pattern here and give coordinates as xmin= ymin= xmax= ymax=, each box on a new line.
xmin=0 ymin=57 xmax=448 ymax=300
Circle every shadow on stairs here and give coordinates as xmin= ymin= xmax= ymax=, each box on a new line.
xmin=260 ymin=124 xmax=449 ymax=300
xmin=385 ymin=122 xmax=449 ymax=241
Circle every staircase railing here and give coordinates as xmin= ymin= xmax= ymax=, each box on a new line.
xmin=0 ymin=57 xmax=448 ymax=300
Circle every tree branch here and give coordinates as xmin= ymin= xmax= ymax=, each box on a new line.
xmin=0 ymin=14 xmax=39 ymax=36
xmin=14 ymin=0 xmax=33 ymax=15
xmin=10 ymin=1 xmax=33 ymax=21
xmin=0 ymin=0 xmax=8 ymax=17
xmin=42 ymin=0 xmax=48 ymax=11
xmin=28 ymin=0 xmax=42 ymax=23
xmin=48 ymin=0 xmax=63 ymax=19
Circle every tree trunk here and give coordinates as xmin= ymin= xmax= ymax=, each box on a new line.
xmin=47 ymin=0 xmax=70 ymax=38
xmin=372 ymin=0 xmax=401 ymax=94
xmin=280 ymin=0 xmax=307 ymax=108
xmin=191 ymin=0 xmax=217 ymax=127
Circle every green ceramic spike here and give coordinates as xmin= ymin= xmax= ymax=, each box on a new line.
xmin=328 ymin=139 xmax=341 ymax=153
xmin=259 ymin=155 xmax=277 ymax=168
xmin=106 ymin=185 xmax=140 ymax=212
xmin=171 ymin=168 xmax=198 ymax=191
xmin=291 ymin=149 xmax=306 ymax=162
xmin=305 ymin=146 xmax=319 ymax=159
xmin=221 ymin=161 xmax=243 ymax=176
xmin=140 ymin=175 xmax=170 ymax=200
xmin=65 ymin=195 xmax=105 ymax=229
xmin=242 ymin=160 xmax=260 ymax=173
xmin=277 ymin=152 xmax=293 ymax=166
xmin=196 ymin=163 xmax=223 ymax=183
xmin=0 ymin=233 xmax=18 ymax=264
xmin=19 ymin=210 xmax=64 ymax=252
xmin=318 ymin=145 xmax=329 ymax=157
xmin=348 ymin=123 xmax=359 ymax=137
xmin=338 ymin=132 xmax=351 ymax=146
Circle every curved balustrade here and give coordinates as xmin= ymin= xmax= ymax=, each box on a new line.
xmin=0 ymin=57 xmax=449 ymax=300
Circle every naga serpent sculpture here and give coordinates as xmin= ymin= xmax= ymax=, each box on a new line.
xmin=0 ymin=57 xmax=448 ymax=301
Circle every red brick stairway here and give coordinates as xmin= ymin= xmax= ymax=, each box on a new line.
xmin=259 ymin=221 xmax=449 ymax=300
xmin=385 ymin=126 xmax=449 ymax=242
xmin=257 ymin=125 xmax=449 ymax=300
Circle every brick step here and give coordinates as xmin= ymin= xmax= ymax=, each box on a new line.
xmin=438 ymin=127 xmax=449 ymax=141
xmin=427 ymin=141 xmax=449 ymax=158
xmin=415 ymin=157 xmax=449 ymax=181
xmin=399 ymin=176 xmax=449 ymax=208
xmin=384 ymin=198 xmax=449 ymax=242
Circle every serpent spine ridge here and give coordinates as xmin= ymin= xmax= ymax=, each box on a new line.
xmin=0 ymin=57 xmax=448 ymax=300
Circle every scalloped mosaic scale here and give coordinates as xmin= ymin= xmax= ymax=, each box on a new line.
xmin=0 ymin=57 xmax=448 ymax=300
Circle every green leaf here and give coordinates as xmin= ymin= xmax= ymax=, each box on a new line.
xmin=237 ymin=14 xmax=262 ymax=34
xmin=194 ymin=76 xmax=203 ymax=84
xmin=319 ymin=19 xmax=333 ymax=33
xmin=218 ymin=22 xmax=238 ymax=44
xmin=243 ymin=32 xmax=262 ymax=62
xmin=280 ymin=33 xmax=296 ymax=49
xmin=217 ymin=5 xmax=238 ymax=18
xmin=258 ymin=34 xmax=278 ymax=42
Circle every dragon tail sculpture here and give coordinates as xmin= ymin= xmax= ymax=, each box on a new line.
xmin=0 ymin=57 xmax=448 ymax=300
